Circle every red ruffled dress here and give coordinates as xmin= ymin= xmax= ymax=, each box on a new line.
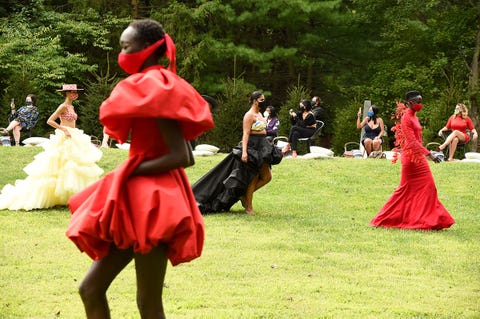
xmin=370 ymin=107 xmax=455 ymax=230
xmin=66 ymin=65 xmax=214 ymax=265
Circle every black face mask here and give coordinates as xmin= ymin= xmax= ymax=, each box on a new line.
xmin=25 ymin=101 xmax=33 ymax=106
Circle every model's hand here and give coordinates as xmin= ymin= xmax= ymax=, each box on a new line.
xmin=438 ymin=130 xmax=443 ymax=137
xmin=63 ymin=128 xmax=72 ymax=138
xmin=241 ymin=152 xmax=248 ymax=163
xmin=429 ymin=152 xmax=442 ymax=163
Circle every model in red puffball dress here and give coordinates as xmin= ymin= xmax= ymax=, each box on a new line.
xmin=67 ymin=65 xmax=214 ymax=265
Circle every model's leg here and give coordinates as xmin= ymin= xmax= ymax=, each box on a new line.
xmin=135 ymin=244 xmax=168 ymax=319
xmin=363 ymin=139 xmax=373 ymax=156
xmin=12 ymin=125 xmax=22 ymax=146
xmin=253 ymin=163 xmax=272 ymax=191
xmin=244 ymin=174 xmax=258 ymax=214
xmin=79 ymin=246 xmax=134 ymax=319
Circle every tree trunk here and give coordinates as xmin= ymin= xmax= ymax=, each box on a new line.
xmin=132 ymin=0 xmax=138 ymax=19
xmin=468 ymin=24 xmax=480 ymax=151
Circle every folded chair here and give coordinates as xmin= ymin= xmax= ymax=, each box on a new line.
xmin=298 ymin=120 xmax=325 ymax=153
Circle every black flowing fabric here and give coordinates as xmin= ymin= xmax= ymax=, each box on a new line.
xmin=193 ymin=136 xmax=273 ymax=214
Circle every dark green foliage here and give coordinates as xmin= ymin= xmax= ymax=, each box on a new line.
xmin=80 ymin=67 xmax=121 ymax=137
xmin=0 ymin=0 xmax=478 ymax=154
xmin=201 ymin=77 xmax=256 ymax=152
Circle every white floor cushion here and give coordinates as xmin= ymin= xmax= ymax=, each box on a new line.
xmin=309 ymin=146 xmax=334 ymax=157
xmin=300 ymin=152 xmax=332 ymax=159
xmin=465 ymin=152 xmax=480 ymax=160
xmin=22 ymin=137 xmax=49 ymax=146
xmin=193 ymin=150 xmax=215 ymax=157
xmin=195 ymin=144 xmax=219 ymax=153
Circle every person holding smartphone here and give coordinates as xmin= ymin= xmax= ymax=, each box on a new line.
xmin=1 ymin=94 xmax=39 ymax=146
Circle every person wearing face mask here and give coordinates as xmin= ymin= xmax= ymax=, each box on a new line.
xmin=265 ymin=105 xmax=280 ymax=143
xmin=66 ymin=19 xmax=214 ymax=319
xmin=281 ymin=99 xmax=317 ymax=158
xmin=356 ymin=105 xmax=385 ymax=156
xmin=193 ymin=91 xmax=278 ymax=215
xmin=1 ymin=94 xmax=39 ymax=146
xmin=311 ymin=96 xmax=325 ymax=121
xmin=370 ymin=90 xmax=454 ymax=230
xmin=0 ymin=84 xmax=103 ymax=211
xmin=436 ymin=103 xmax=478 ymax=161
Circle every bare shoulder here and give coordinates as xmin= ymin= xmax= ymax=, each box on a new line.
xmin=243 ymin=110 xmax=254 ymax=121
xmin=56 ymin=103 xmax=68 ymax=111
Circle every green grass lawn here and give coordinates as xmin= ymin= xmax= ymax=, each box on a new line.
xmin=0 ymin=147 xmax=479 ymax=318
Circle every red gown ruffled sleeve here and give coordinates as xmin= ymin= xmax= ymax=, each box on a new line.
xmin=67 ymin=65 xmax=214 ymax=266
xmin=100 ymin=65 xmax=213 ymax=143
xmin=392 ymin=105 xmax=429 ymax=163
xmin=400 ymin=109 xmax=430 ymax=161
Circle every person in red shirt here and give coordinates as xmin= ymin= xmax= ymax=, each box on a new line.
xmin=437 ymin=103 xmax=478 ymax=161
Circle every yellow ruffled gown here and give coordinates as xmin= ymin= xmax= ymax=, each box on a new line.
xmin=0 ymin=128 xmax=103 ymax=210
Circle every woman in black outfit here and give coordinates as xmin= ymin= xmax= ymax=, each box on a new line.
xmin=281 ymin=99 xmax=317 ymax=158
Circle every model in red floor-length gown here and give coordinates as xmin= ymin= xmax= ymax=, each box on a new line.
xmin=370 ymin=105 xmax=455 ymax=230
xmin=66 ymin=65 xmax=214 ymax=265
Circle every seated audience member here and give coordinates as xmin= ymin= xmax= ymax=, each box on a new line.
xmin=1 ymin=94 xmax=39 ymax=146
xmin=265 ymin=105 xmax=279 ymax=143
xmin=437 ymin=103 xmax=478 ymax=161
xmin=356 ymin=104 xmax=384 ymax=156
xmin=311 ymin=96 xmax=325 ymax=121
xmin=281 ymin=99 xmax=317 ymax=158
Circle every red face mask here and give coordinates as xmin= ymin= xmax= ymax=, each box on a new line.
xmin=412 ymin=103 xmax=423 ymax=112
xmin=118 ymin=38 xmax=166 ymax=74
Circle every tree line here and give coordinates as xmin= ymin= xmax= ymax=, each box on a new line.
xmin=0 ymin=0 xmax=478 ymax=154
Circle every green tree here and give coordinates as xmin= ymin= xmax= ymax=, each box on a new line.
xmin=0 ymin=2 xmax=128 ymax=136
